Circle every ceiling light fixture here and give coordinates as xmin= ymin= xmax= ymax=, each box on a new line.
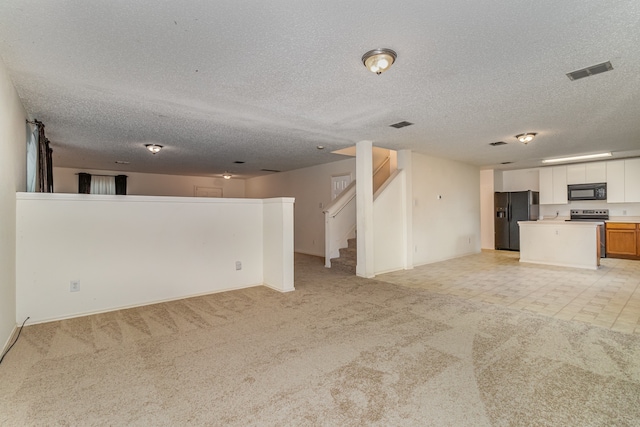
xmin=542 ymin=152 xmax=612 ymax=164
xmin=362 ymin=48 xmax=397 ymax=75
xmin=515 ymin=133 xmax=537 ymax=144
xmin=145 ymin=144 xmax=163 ymax=154
xmin=222 ymin=172 xmax=232 ymax=180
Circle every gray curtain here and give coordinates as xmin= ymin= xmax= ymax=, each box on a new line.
xmin=35 ymin=121 xmax=53 ymax=193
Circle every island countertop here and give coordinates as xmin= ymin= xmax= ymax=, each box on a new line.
xmin=518 ymin=221 xmax=601 ymax=270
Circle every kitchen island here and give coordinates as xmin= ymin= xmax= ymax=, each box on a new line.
xmin=518 ymin=220 xmax=602 ymax=270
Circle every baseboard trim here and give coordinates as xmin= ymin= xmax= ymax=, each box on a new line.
xmin=1 ymin=324 xmax=19 ymax=357
xmin=22 ymin=282 xmax=264 ymax=325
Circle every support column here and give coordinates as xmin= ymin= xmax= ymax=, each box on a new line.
xmin=356 ymin=140 xmax=374 ymax=278
xmin=398 ymin=150 xmax=413 ymax=270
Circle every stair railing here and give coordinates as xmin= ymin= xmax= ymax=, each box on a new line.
xmin=323 ymin=180 xmax=357 ymax=267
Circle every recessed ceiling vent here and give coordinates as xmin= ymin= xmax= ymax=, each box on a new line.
xmin=261 ymin=168 xmax=281 ymax=173
xmin=233 ymin=161 xmax=245 ymax=164
xmin=489 ymin=141 xmax=507 ymax=146
xmin=501 ymin=161 xmax=513 ymax=165
xmin=566 ymin=61 xmax=613 ymax=81
xmin=390 ymin=121 xmax=413 ymax=129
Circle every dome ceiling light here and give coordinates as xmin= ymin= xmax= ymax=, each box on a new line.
xmin=515 ymin=133 xmax=537 ymax=144
xmin=145 ymin=144 xmax=163 ymax=154
xmin=222 ymin=172 xmax=232 ymax=180
xmin=362 ymin=48 xmax=397 ymax=75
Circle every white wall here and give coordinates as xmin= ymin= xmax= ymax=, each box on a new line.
xmin=16 ymin=193 xmax=294 ymax=323
xmin=374 ymin=170 xmax=407 ymax=274
xmin=0 ymin=56 xmax=27 ymax=349
xmin=246 ymin=158 xmax=356 ymax=256
xmin=54 ymin=167 xmax=245 ymax=198
xmin=412 ymin=153 xmax=481 ymax=265
xmin=480 ymin=170 xmax=495 ymax=249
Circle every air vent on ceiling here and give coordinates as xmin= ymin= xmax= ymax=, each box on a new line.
xmin=501 ymin=161 xmax=513 ymax=165
xmin=489 ymin=141 xmax=507 ymax=146
xmin=233 ymin=161 xmax=245 ymax=164
xmin=566 ymin=61 xmax=613 ymax=81
xmin=389 ymin=121 xmax=413 ymax=129
xmin=261 ymin=168 xmax=281 ymax=173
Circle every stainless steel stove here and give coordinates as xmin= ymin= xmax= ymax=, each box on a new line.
xmin=568 ymin=209 xmax=609 ymax=221
xmin=566 ymin=209 xmax=608 ymax=257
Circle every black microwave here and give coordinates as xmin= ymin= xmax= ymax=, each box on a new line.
xmin=567 ymin=183 xmax=607 ymax=201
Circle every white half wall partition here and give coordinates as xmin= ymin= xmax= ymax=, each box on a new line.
xmin=16 ymin=193 xmax=294 ymax=323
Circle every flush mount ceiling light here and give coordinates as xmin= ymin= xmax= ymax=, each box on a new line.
xmin=515 ymin=133 xmax=537 ymax=144
xmin=145 ymin=144 xmax=163 ymax=154
xmin=542 ymin=152 xmax=612 ymax=164
xmin=362 ymin=48 xmax=397 ymax=75
xmin=222 ymin=172 xmax=232 ymax=180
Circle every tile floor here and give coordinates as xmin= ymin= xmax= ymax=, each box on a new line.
xmin=377 ymin=250 xmax=640 ymax=334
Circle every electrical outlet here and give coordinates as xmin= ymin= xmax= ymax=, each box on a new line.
xmin=235 ymin=261 xmax=242 ymax=271
xmin=70 ymin=280 xmax=80 ymax=292
xmin=623 ymin=210 xmax=627 ymax=215
xmin=556 ymin=210 xmax=560 ymax=216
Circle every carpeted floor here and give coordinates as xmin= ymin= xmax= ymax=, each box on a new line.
xmin=1 ymin=253 xmax=639 ymax=426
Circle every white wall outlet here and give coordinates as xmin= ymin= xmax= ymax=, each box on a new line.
xmin=70 ymin=280 xmax=80 ymax=292
xmin=623 ymin=210 xmax=627 ymax=215
xmin=235 ymin=261 xmax=242 ymax=271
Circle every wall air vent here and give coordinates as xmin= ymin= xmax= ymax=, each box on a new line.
xmin=489 ymin=141 xmax=507 ymax=146
xmin=261 ymin=168 xmax=281 ymax=173
xmin=567 ymin=61 xmax=613 ymax=81
xmin=390 ymin=121 xmax=413 ymax=129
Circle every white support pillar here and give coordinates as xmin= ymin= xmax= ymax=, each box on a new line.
xmin=398 ymin=150 xmax=413 ymax=270
xmin=356 ymin=140 xmax=375 ymax=278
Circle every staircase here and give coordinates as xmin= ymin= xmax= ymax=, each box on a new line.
xmin=330 ymin=237 xmax=356 ymax=273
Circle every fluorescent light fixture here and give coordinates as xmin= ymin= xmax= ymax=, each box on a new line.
xmin=541 ymin=152 xmax=612 ymax=164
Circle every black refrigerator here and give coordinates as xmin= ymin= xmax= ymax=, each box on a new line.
xmin=494 ymin=191 xmax=539 ymax=251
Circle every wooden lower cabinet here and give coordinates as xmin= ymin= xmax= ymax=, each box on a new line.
xmin=606 ymin=222 xmax=640 ymax=259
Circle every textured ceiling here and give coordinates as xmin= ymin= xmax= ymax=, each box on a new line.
xmin=1 ymin=0 xmax=639 ymax=178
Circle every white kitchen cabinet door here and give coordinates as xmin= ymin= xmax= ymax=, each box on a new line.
xmin=585 ymin=162 xmax=606 ymax=183
xmin=567 ymin=164 xmax=586 ymax=184
xmin=552 ymin=166 xmax=568 ymax=204
xmin=539 ymin=167 xmax=554 ymax=204
xmin=607 ymin=160 xmax=625 ymax=203
xmin=624 ymin=158 xmax=640 ymax=202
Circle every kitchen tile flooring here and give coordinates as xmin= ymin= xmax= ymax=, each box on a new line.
xmin=377 ymin=250 xmax=640 ymax=334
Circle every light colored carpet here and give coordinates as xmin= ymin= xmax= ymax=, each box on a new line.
xmin=1 ymin=253 xmax=639 ymax=426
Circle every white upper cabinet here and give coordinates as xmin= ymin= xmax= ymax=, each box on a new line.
xmin=567 ymin=162 xmax=607 ymax=184
xmin=585 ymin=162 xmax=607 ymax=183
xmin=539 ymin=166 xmax=567 ymax=204
xmin=625 ymin=158 xmax=640 ymax=202
xmin=606 ymin=160 xmax=625 ymax=203
xmin=566 ymin=164 xmax=585 ymax=185
xmin=552 ymin=166 xmax=568 ymax=204
xmin=539 ymin=168 xmax=553 ymax=204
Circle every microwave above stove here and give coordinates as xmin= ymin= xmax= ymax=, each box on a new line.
xmin=567 ymin=183 xmax=607 ymax=201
